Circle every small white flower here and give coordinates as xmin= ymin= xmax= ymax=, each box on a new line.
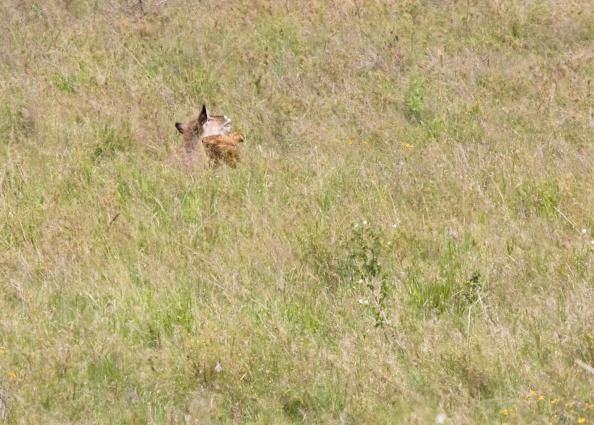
xmin=358 ymin=298 xmax=369 ymax=305
xmin=581 ymin=228 xmax=588 ymax=234
xmin=435 ymin=412 xmax=447 ymax=424
xmin=358 ymin=278 xmax=364 ymax=284
xmin=214 ymin=361 xmax=222 ymax=373
xmin=591 ymin=240 xmax=594 ymax=245
xmin=362 ymin=220 xmax=368 ymax=225
xmin=391 ymin=224 xmax=398 ymax=228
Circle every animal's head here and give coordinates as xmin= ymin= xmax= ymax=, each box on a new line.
xmin=175 ymin=104 xmax=231 ymax=142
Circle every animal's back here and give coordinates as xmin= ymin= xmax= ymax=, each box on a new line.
xmin=202 ymin=132 xmax=245 ymax=167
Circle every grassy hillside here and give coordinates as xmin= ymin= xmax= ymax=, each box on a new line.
xmin=1 ymin=0 xmax=593 ymax=423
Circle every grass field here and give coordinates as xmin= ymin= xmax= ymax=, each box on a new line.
xmin=1 ymin=0 xmax=593 ymax=423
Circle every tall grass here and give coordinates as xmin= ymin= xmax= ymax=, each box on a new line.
xmin=0 ymin=0 xmax=593 ymax=423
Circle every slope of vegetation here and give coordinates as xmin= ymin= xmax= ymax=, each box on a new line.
xmin=0 ymin=0 xmax=593 ymax=423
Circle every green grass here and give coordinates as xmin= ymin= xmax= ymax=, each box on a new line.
xmin=1 ymin=0 xmax=593 ymax=423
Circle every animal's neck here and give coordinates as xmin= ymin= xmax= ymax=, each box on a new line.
xmin=184 ymin=134 xmax=208 ymax=164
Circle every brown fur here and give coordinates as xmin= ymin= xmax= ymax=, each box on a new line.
xmin=172 ymin=105 xmax=231 ymax=168
xmin=202 ymin=132 xmax=245 ymax=168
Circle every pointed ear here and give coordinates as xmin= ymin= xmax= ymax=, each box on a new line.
xmin=198 ymin=104 xmax=208 ymax=125
xmin=175 ymin=122 xmax=186 ymax=134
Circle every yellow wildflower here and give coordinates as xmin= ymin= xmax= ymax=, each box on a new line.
xmin=403 ymin=143 xmax=414 ymax=149
xmin=538 ymin=395 xmax=545 ymax=401
xmin=525 ymin=389 xmax=537 ymax=399
xmin=587 ymin=403 xmax=594 ymax=410
xmin=363 ymin=140 xmax=368 ymax=145
xmin=550 ymin=398 xmax=560 ymax=405
xmin=9 ymin=371 xmax=16 ymax=380
xmin=347 ymin=140 xmax=353 ymax=145
xmin=500 ymin=408 xmax=511 ymax=416
xmin=576 ymin=418 xmax=586 ymax=424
